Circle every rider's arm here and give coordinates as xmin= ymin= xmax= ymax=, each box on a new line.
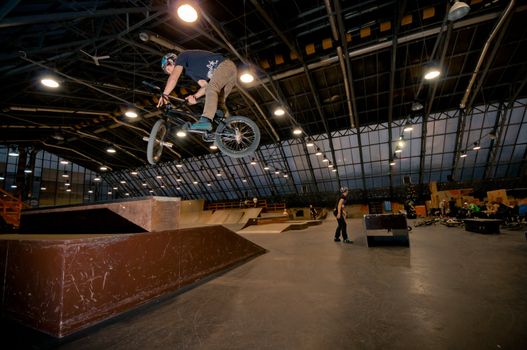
xmin=185 ymin=79 xmax=207 ymax=105
xmin=337 ymin=198 xmax=344 ymax=218
xmin=193 ymin=79 xmax=208 ymax=99
xmin=162 ymin=65 xmax=183 ymax=98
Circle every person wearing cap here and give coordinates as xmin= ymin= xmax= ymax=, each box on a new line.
xmin=334 ymin=187 xmax=353 ymax=243
xmin=157 ymin=50 xmax=237 ymax=131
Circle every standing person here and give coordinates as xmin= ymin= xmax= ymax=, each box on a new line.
xmin=334 ymin=187 xmax=353 ymax=243
xmin=439 ymin=199 xmax=446 ymax=217
xmin=309 ymin=204 xmax=317 ymax=220
xmin=157 ymin=50 xmax=237 ymax=131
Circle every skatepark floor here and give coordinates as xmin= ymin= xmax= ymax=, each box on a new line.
xmin=3 ymin=218 xmax=527 ymax=349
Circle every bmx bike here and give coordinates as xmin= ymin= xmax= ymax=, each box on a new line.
xmin=143 ymin=81 xmax=261 ymax=165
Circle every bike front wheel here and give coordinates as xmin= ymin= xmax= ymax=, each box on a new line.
xmin=215 ymin=116 xmax=260 ymax=158
xmin=147 ymin=119 xmax=167 ymax=165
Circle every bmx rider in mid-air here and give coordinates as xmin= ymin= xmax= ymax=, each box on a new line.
xmin=157 ymin=50 xmax=237 ymax=131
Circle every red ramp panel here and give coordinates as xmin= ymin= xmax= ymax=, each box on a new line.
xmin=0 ymin=226 xmax=266 ymax=338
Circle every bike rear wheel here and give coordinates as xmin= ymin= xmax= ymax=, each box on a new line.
xmin=147 ymin=119 xmax=167 ymax=165
xmin=215 ymin=116 xmax=260 ymax=158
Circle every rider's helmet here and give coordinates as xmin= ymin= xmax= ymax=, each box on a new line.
xmin=340 ymin=186 xmax=348 ymax=193
xmin=161 ymin=53 xmax=178 ymax=74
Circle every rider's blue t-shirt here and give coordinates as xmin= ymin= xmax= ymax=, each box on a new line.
xmin=175 ymin=50 xmax=225 ymax=82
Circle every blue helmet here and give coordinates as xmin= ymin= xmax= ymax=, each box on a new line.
xmin=161 ymin=53 xmax=177 ymax=73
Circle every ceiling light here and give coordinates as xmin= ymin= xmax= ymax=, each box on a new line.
xmin=142 ymin=183 xmax=148 ymax=187
xmin=125 ymin=110 xmax=138 ymax=118
xmin=24 ymin=169 xmax=32 ymax=174
xmin=193 ymin=180 xmax=198 ymax=184
xmin=106 ymin=146 xmax=116 ymax=153
xmin=66 ymin=188 xmax=72 ymax=192
xmin=112 ymin=186 xmax=118 ymax=190
xmin=293 ymin=127 xmax=302 ymax=135
xmin=283 ymin=173 xmax=288 ymax=178
xmin=94 ymin=176 xmax=101 ymax=181
xmin=120 ymin=180 xmax=126 ymax=184
xmin=207 ymin=183 xmax=212 ymax=187
xmin=10 ymin=185 xmax=17 ymax=189
xmin=8 ymin=148 xmax=19 ymax=157
xmin=40 ymin=187 xmax=46 ymax=190
xmin=332 ymin=168 xmax=337 ymax=172
xmin=60 ymin=160 xmax=69 ymax=165
xmin=216 ymin=171 xmax=222 ymax=177
xmin=176 ymin=163 xmax=183 ymax=168
xmin=149 ymin=190 xmax=154 ymax=193
xmin=403 ymin=121 xmax=413 ymax=132
xmin=395 ymin=145 xmax=403 ymax=153
xmin=275 ymin=170 xmax=280 ymax=175
xmin=251 ymin=158 xmax=257 ymax=165
xmin=0 ymin=175 xmax=4 ymax=180
xmin=328 ymin=162 xmax=333 ymax=168
xmin=315 ymin=148 xmax=322 ymax=156
xmin=448 ymin=1 xmax=470 ymax=22
xmin=177 ymin=4 xmax=198 ymax=22
xmin=41 ymin=78 xmax=60 ymax=88
xmin=88 ymin=189 xmax=93 ymax=194
xmin=424 ymin=65 xmax=441 ymax=80
xmin=62 ymin=171 xmax=69 ymax=178
xmin=176 ymin=130 xmax=187 ymax=137
xmin=210 ymin=144 xmax=218 ymax=150
xmin=176 ymin=186 xmax=181 ymax=190
xmin=161 ymin=185 xmax=165 ymax=188
xmin=125 ymin=193 xmax=130 ymax=196
xmin=263 ymin=165 xmax=270 ymax=170
xmin=99 ymin=165 xmax=108 ymax=171
xmin=242 ymin=178 xmax=247 ymax=182
xmin=131 ymin=171 xmax=138 ymax=175
xmin=274 ymin=107 xmax=285 ymax=116
xmin=390 ymin=159 xmax=396 ymax=166
xmin=306 ymin=138 xmax=314 ymax=147
xmin=473 ymin=142 xmax=481 ymax=150
xmin=51 ymin=131 xmax=65 ymax=141
xmin=322 ymin=156 xmax=329 ymax=162
xmin=397 ymin=136 xmax=405 ymax=147
xmin=460 ymin=151 xmax=468 ymax=158
xmin=156 ymin=175 xmax=162 ymax=179
xmin=239 ymin=71 xmax=254 ymax=83
xmin=411 ymin=101 xmax=423 ymax=112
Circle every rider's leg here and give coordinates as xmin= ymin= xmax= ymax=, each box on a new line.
xmin=191 ymin=60 xmax=236 ymax=131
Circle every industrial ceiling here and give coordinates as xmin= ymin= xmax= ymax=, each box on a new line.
xmin=1 ymin=0 xmax=526 ymax=179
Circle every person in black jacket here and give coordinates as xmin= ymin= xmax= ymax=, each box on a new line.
xmin=334 ymin=187 xmax=353 ymax=243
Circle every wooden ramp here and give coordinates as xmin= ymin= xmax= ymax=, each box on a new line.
xmin=21 ymin=197 xmax=181 ymax=232
xmin=237 ymin=220 xmax=322 ymax=234
xmin=0 ymin=226 xmax=266 ymax=338
xmin=180 ymin=208 xmax=262 ymax=229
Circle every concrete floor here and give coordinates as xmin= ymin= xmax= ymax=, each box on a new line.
xmin=3 ymin=218 xmax=527 ymax=349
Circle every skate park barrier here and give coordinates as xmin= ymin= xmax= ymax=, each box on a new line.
xmin=20 ymin=197 xmax=181 ymax=233
xmin=0 ymin=226 xmax=266 ymax=338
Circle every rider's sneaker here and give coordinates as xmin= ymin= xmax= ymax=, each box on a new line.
xmin=334 ymin=238 xmax=341 ymax=242
xmin=190 ymin=116 xmax=212 ymax=131
xmin=343 ymin=239 xmax=353 ymax=244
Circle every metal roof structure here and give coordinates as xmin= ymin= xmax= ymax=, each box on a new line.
xmin=1 ymin=0 xmax=526 ymax=203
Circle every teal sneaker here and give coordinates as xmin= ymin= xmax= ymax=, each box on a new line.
xmin=190 ymin=116 xmax=212 ymax=131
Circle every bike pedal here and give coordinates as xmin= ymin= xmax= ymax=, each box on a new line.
xmin=202 ymin=133 xmax=215 ymax=142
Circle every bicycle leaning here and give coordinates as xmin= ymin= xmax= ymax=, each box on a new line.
xmin=143 ymin=81 xmax=261 ymax=165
